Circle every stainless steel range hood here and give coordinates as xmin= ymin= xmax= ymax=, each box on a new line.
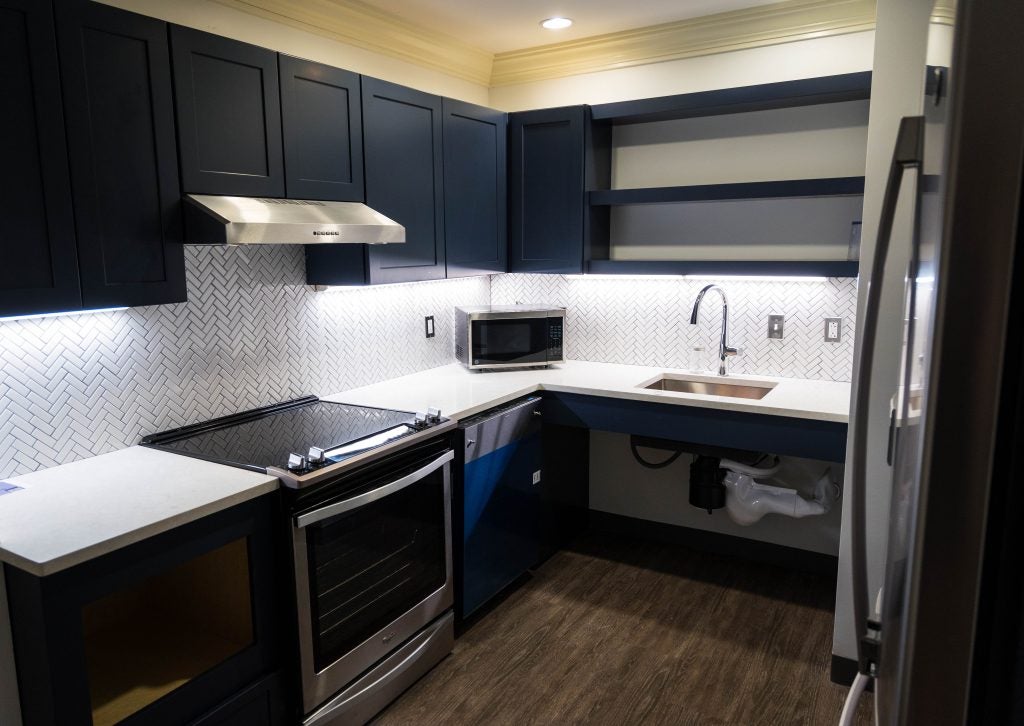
xmin=183 ymin=194 xmax=405 ymax=245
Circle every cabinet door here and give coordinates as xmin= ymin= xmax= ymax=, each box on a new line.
xmin=171 ymin=26 xmax=284 ymax=197
xmin=190 ymin=671 xmax=288 ymax=726
xmin=509 ymin=106 xmax=585 ymax=273
xmin=443 ymin=99 xmax=507 ymax=278
xmin=0 ymin=0 xmax=81 ymax=317
xmin=458 ymin=399 xmax=542 ymax=618
xmin=7 ymin=497 xmax=282 ymax=726
xmin=279 ymin=54 xmax=363 ymax=202
xmin=57 ymin=0 xmax=186 ymax=308
xmin=362 ymin=77 xmax=445 ymax=284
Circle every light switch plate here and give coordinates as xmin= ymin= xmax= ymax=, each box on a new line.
xmin=532 ymin=470 xmax=542 ymax=485
xmin=825 ymin=317 xmax=842 ymax=343
xmin=768 ymin=314 xmax=785 ymax=339
xmin=425 ymin=316 xmax=435 ymax=338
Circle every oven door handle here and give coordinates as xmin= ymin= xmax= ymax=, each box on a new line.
xmin=293 ymin=449 xmax=454 ymax=529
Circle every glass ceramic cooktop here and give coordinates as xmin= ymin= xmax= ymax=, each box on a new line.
xmin=149 ymin=400 xmax=416 ymax=472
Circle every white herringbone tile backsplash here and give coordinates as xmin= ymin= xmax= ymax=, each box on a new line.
xmin=490 ymin=274 xmax=857 ymax=382
xmin=0 ymin=252 xmax=856 ymax=478
xmin=0 ymin=246 xmax=489 ymax=478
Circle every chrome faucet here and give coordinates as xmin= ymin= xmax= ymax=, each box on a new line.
xmin=689 ymin=284 xmax=738 ymax=376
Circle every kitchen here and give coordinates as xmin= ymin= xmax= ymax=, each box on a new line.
xmin=0 ymin=0 xmax=1022 ymax=724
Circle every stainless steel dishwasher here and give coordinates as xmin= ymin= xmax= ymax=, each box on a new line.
xmin=455 ymin=396 xmax=543 ymax=618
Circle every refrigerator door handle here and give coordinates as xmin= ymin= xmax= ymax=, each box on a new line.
xmin=849 ymin=115 xmax=925 ymax=673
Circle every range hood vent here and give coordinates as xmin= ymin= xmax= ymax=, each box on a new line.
xmin=183 ymin=194 xmax=405 ymax=245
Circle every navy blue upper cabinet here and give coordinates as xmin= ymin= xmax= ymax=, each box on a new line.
xmin=0 ymin=0 xmax=80 ymax=317
xmin=279 ymin=54 xmax=364 ymax=202
xmin=171 ymin=26 xmax=285 ymax=197
xmin=509 ymin=106 xmax=586 ymax=273
xmin=57 ymin=0 xmax=186 ymax=309
xmin=442 ymin=99 xmax=507 ymax=278
xmin=361 ymin=76 xmax=446 ymax=283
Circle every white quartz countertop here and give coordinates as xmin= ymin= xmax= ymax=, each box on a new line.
xmin=323 ymin=360 xmax=851 ymax=424
xmin=0 ymin=361 xmax=849 ymax=577
xmin=0 ymin=447 xmax=278 ymax=576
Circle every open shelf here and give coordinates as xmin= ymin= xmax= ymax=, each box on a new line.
xmin=589 ymin=177 xmax=865 ymax=206
xmin=591 ymin=71 xmax=873 ymax=125
xmin=586 ymin=259 xmax=859 ymax=277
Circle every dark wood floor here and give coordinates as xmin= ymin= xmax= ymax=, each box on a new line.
xmin=374 ymin=532 xmax=872 ymax=725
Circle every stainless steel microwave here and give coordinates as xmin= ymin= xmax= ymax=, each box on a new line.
xmin=455 ymin=306 xmax=565 ymax=369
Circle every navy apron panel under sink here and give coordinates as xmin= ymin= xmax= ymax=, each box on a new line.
xmin=457 ymin=397 xmax=543 ymax=619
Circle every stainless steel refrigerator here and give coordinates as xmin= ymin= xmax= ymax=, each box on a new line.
xmin=844 ymin=0 xmax=1024 ymax=723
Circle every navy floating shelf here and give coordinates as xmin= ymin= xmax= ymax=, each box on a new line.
xmin=588 ymin=177 xmax=865 ymax=206
xmin=585 ymin=259 xmax=860 ymax=278
xmin=591 ymin=71 xmax=872 ymax=125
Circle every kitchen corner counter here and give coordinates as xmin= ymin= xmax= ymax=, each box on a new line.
xmin=0 ymin=447 xmax=278 ymax=577
xmin=322 ymin=361 xmax=851 ymax=425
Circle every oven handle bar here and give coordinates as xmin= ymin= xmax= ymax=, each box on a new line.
xmin=294 ymin=450 xmax=454 ymax=529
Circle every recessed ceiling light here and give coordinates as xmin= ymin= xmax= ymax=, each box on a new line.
xmin=540 ymin=17 xmax=573 ymax=30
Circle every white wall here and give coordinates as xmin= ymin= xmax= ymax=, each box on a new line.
xmin=489 ymin=31 xmax=875 ymax=110
xmin=831 ymin=0 xmax=940 ymax=664
xmin=97 ymin=0 xmax=489 ymax=105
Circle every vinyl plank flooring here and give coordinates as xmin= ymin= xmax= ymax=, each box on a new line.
xmin=374 ymin=532 xmax=871 ymax=726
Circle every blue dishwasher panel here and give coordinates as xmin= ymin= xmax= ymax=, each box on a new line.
xmin=459 ymin=398 xmax=542 ymax=618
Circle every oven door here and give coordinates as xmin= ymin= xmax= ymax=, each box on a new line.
xmin=291 ymin=448 xmax=454 ymax=714
xmin=469 ymin=316 xmax=550 ymax=368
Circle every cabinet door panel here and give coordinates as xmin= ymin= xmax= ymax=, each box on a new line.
xmin=57 ymin=0 xmax=186 ymax=308
xmin=362 ymin=77 xmax=445 ymax=284
xmin=509 ymin=107 xmax=585 ymax=273
xmin=171 ymin=26 xmax=284 ymax=197
xmin=0 ymin=0 xmax=80 ymax=317
xmin=280 ymin=55 xmax=363 ymax=201
xmin=443 ymin=99 xmax=506 ymax=277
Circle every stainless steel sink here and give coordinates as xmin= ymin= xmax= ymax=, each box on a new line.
xmin=640 ymin=374 xmax=776 ymax=400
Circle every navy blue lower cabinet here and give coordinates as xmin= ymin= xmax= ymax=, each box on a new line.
xmin=189 ymin=670 xmax=289 ymax=726
xmin=5 ymin=495 xmax=289 ymax=726
xmin=456 ymin=398 xmax=543 ymax=619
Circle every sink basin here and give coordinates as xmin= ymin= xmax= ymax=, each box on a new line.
xmin=639 ymin=374 xmax=776 ymax=400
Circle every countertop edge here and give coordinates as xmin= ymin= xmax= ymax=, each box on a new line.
xmin=0 ymin=478 xmax=279 ymax=577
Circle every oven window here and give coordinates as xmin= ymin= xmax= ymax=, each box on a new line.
xmin=305 ymin=473 xmax=446 ymax=672
xmin=471 ymin=318 xmax=547 ymax=365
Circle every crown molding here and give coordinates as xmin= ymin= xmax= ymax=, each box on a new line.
xmin=490 ymin=0 xmax=877 ymax=87
xmin=212 ymin=0 xmax=953 ymax=91
xmin=211 ymin=0 xmax=493 ymax=86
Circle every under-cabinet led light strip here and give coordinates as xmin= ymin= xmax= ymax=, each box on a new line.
xmin=561 ymin=274 xmax=829 ymax=282
xmin=0 ymin=307 xmax=128 ymax=324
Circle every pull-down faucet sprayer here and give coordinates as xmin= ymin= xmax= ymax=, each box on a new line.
xmin=690 ymin=284 xmax=738 ymax=376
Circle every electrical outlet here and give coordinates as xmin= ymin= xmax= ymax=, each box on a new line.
xmin=532 ymin=470 xmax=542 ymax=485
xmin=424 ymin=316 xmax=435 ymax=338
xmin=825 ymin=317 xmax=842 ymax=343
xmin=767 ymin=314 xmax=785 ymax=339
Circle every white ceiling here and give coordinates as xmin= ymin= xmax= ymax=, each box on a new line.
xmin=357 ymin=0 xmax=786 ymax=54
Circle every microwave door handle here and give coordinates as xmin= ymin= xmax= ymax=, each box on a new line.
xmin=294 ymin=450 xmax=454 ymax=529
xmin=849 ymin=115 xmax=924 ymax=664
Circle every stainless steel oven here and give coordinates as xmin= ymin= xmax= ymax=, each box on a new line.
xmin=290 ymin=434 xmax=454 ymax=724
xmin=455 ymin=305 xmax=565 ymax=369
